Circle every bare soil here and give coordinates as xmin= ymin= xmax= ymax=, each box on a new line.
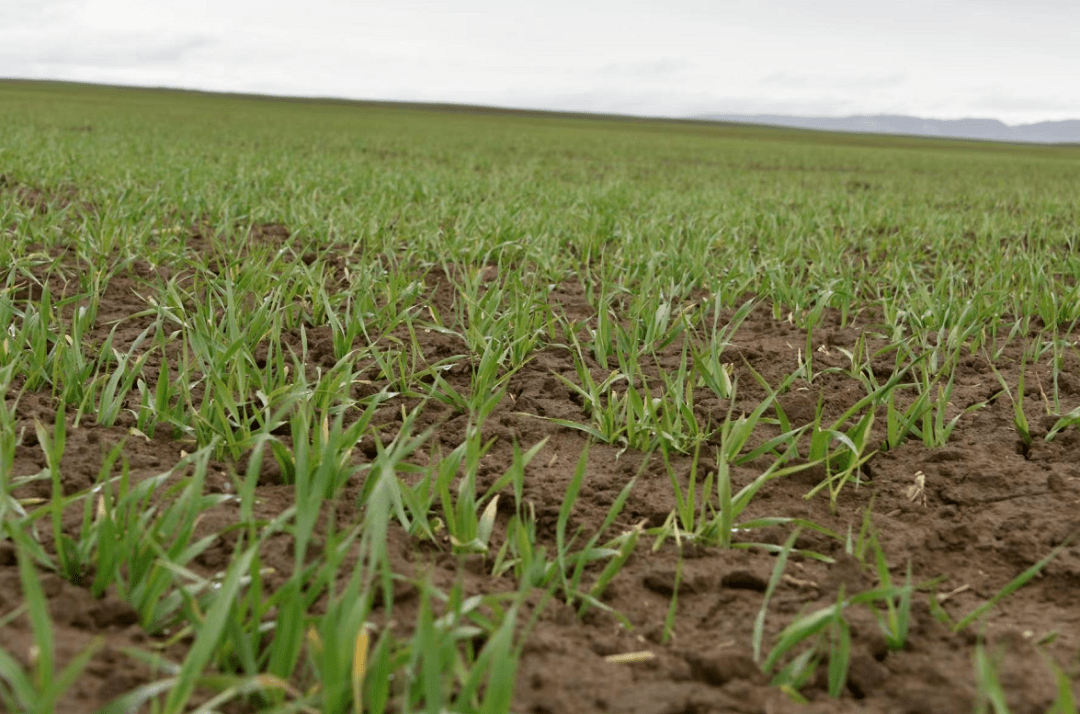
xmin=3 ymin=224 xmax=1079 ymax=713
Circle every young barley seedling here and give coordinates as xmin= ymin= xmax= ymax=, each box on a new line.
xmin=754 ymin=528 xmax=801 ymax=663
xmin=0 ymin=545 xmax=101 ymax=713
xmin=972 ymin=641 xmax=1011 ymax=714
xmin=953 ymin=541 xmax=1069 ymax=633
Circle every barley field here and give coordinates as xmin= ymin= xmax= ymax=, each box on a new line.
xmin=2 ymin=79 xmax=1080 ymax=713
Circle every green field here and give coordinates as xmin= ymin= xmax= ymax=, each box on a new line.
xmin=2 ymin=79 xmax=1080 ymax=713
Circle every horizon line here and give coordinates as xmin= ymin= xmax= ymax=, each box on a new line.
xmin=2 ymin=77 xmax=1078 ymax=142
xmin=3 ymin=76 xmax=1078 ymax=128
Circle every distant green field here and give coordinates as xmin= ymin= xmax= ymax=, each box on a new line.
xmin=2 ymin=80 xmax=1080 ymax=713
xmin=4 ymin=79 xmax=1080 ymax=324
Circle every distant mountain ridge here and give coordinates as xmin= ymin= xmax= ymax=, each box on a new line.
xmin=697 ymin=114 xmax=1080 ymax=144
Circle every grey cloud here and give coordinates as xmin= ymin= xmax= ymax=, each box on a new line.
xmin=21 ymin=33 xmax=217 ymax=69
xmin=834 ymin=73 xmax=905 ymax=90
xmin=761 ymin=72 xmax=809 ymax=88
xmin=969 ymin=93 xmax=1080 ymax=114
xmin=0 ymin=0 xmax=1074 ymax=126
xmin=761 ymin=71 xmax=905 ymax=91
xmin=0 ymin=0 xmax=82 ymax=26
xmin=598 ymin=58 xmax=690 ymax=78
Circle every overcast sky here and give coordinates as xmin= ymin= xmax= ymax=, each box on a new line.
xmin=2 ymin=0 xmax=1077 ymax=124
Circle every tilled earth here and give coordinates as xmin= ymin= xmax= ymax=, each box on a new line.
xmin=2 ymin=216 xmax=1080 ymax=713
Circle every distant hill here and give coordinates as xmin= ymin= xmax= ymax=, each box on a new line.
xmin=696 ymin=114 xmax=1080 ymax=145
